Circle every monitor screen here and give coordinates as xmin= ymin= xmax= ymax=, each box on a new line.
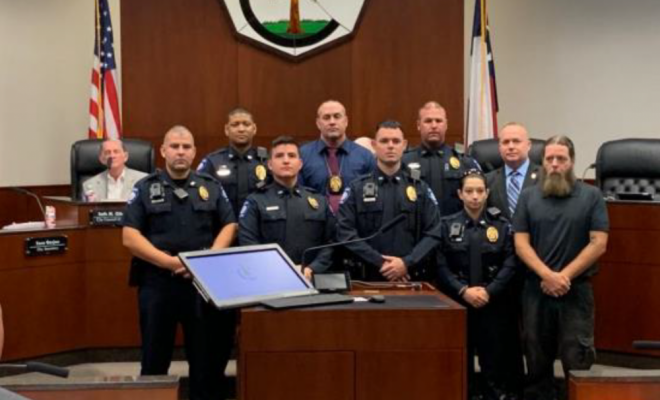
xmin=179 ymin=244 xmax=317 ymax=309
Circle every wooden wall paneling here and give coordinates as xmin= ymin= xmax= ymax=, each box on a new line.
xmin=121 ymin=0 xmax=465 ymax=153
xmin=121 ymin=0 xmax=238 ymax=161
xmin=236 ymin=42 xmax=354 ymax=148
xmin=351 ymin=0 xmax=464 ymax=145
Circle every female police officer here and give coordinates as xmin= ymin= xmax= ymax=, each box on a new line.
xmin=437 ymin=170 xmax=523 ymax=400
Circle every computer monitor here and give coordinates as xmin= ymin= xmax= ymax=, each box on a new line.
xmin=179 ymin=244 xmax=318 ymax=309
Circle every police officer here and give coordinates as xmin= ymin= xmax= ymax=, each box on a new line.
xmin=402 ymin=101 xmax=480 ymax=216
xmin=336 ymin=120 xmax=441 ymax=282
xmin=436 ymin=170 xmax=523 ymax=400
xmin=239 ymin=136 xmax=335 ymax=279
xmin=122 ymin=126 xmax=238 ymax=400
xmin=197 ymin=107 xmax=269 ymax=217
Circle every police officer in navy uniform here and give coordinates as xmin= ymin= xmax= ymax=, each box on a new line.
xmin=122 ymin=126 xmax=238 ymax=400
xmin=197 ymin=107 xmax=269 ymax=217
xmin=239 ymin=136 xmax=335 ymax=279
xmin=402 ymin=101 xmax=480 ymax=216
xmin=437 ymin=170 xmax=523 ymax=400
xmin=336 ymin=120 xmax=441 ymax=282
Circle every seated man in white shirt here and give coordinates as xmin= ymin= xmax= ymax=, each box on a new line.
xmin=82 ymin=139 xmax=147 ymax=201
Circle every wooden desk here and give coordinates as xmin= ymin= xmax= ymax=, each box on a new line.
xmin=0 ymin=199 xmax=140 ymax=361
xmin=238 ymin=287 xmax=466 ymax=400
xmin=594 ymin=201 xmax=660 ymax=356
xmin=569 ymin=370 xmax=660 ymax=400
xmin=3 ymin=375 xmax=179 ymax=400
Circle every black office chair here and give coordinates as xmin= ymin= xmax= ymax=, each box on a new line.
xmin=468 ymin=138 xmax=545 ymax=173
xmin=70 ymin=138 xmax=155 ymax=200
xmin=595 ymin=138 xmax=660 ymax=201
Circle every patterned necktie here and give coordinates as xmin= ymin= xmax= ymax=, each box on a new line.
xmin=326 ymin=147 xmax=341 ymax=213
xmin=508 ymin=170 xmax=521 ymax=215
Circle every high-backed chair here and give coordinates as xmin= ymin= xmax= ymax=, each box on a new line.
xmin=595 ymin=138 xmax=660 ymax=201
xmin=70 ymin=138 xmax=155 ymax=200
xmin=468 ymin=138 xmax=545 ymax=173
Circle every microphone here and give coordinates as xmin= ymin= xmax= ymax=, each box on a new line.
xmin=301 ymin=214 xmax=407 ymax=266
xmin=10 ymin=187 xmax=46 ymax=224
xmin=633 ymin=340 xmax=660 ymax=350
xmin=581 ymin=162 xmax=596 ymax=182
xmin=0 ymin=361 xmax=69 ymax=378
xmin=106 ymin=156 xmax=113 ymax=169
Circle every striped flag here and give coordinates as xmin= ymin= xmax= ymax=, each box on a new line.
xmin=466 ymin=0 xmax=498 ymax=146
xmin=88 ymin=0 xmax=121 ymax=139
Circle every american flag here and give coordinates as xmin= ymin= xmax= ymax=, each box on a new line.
xmin=88 ymin=0 xmax=121 ymax=139
xmin=465 ymin=0 xmax=499 ymax=146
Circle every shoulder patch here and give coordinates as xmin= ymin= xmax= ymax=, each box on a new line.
xmin=238 ymin=200 xmax=250 ymax=219
xmin=127 ymin=187 xmax=139 ymax=205
xmin=196 ymin=158 xmax=208 ymax=171
xmin=426 ymin=187 xmax=438 ymax=206
xmin=339 ymin=187 xmax=352 ymax=205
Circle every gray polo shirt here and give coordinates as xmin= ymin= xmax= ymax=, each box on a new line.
xmin=513 ymin=181 xmax=609 ymax=278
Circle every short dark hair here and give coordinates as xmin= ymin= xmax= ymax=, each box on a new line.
xmin=545 ymin=135 xmax=575 ymax=162
xmin=270 ymin=136 xmax=299 ymax=154
xmin=227 ymin=107 xmax=254 ymax=121
xmin=460 ymin=169 xmax=488 ymax=190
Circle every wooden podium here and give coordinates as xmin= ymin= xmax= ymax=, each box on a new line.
xmin=594 ymin=201 xmax=660 ymax=356
xmin=238 ymin=284 xmax=466 ymax=400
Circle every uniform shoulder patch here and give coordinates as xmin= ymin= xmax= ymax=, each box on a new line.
xmin=127 ymin=187 xmax=139 ymax=205
xmin=339 ymin=187 xmax=352 ymax=205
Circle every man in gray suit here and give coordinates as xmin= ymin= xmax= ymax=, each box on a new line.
xmin=82 ymin=139 xmax=147 ymax=201
xmin=486 ymin=123 xmax=541 ymax=220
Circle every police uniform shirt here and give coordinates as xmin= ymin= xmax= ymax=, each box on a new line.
xmin=512 ymin=181 xmax=609 ymax=278
xmin=336 ymin=168 xmax=441 ymax=275
xmin=437 ymin=209 xmax=518 ymax=299
xmin=197 ymin=146 xmax=268 ymax=216
xmin=238 ymin=182 xmax=336 ymax=272
xmin=402 ymin=143 xmax=480 ymax=216
xmin=122 ymin=169 xmax=236 ymax=258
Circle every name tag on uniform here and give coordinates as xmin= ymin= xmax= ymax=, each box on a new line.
xmin=266 ymin=206 xmax=280 ymax=211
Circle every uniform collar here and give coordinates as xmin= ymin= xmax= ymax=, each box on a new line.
xmin=228 ymin=146 xmax=255 ymax=161
xmin=420 ymin=143 xmax=449 ymax=157
xmin=274 ymin=181 xmax=301 ymax=197
xmin=460 ymin=209 xmax=490 ymax=228
xmin=375 ymin=167 xmax=404 ymax=185
xmin=159 ymin=169 xmax=198 ymax=188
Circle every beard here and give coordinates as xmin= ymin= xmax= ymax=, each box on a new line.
xmin=541 ymin=169 xmax=576 ymax=198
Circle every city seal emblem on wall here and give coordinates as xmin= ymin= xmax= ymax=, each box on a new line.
xmin=221 ymin=0 xmax=368 ymax=59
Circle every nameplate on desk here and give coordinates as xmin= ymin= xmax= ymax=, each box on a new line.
xmin=89 ymin=210 xmax=124 ymax=226
xmin=25 ymin=236 xmax=68 ymax=256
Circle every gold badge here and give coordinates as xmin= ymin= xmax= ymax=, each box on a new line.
xmin=486 ymin=226 xmax=499 ymax=243
xmin=406 ymin=185 xmax=417 ymax=202
xmin=307 ymin=197 xmax=319 ymax=210
xmin=255 ymin=165 xmax=267 ymax=181
xmin=449 ymin=156 xmax=461 ymax=169
xmin=199 ymin=186 xmax=209 ymax=201
xmin=328 ymin=175 xmax=343 ymax=194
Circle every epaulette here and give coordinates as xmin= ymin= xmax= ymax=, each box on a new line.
xmin=403 ymin=146 xmax=421 ymax=155
xmin=194 ymin=170 xmax=217 ymax=182
xmin=486 ymin=206 xmax=503 ymax=220
xmin=300 ymin=185 xmax=319 ymax=194
xmin=453 ymin=143 xmax=466 ymax=156
xmin=256 ymin=146 xmax=268 ymax=161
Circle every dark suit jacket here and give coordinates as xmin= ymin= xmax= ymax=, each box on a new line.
xmin=486 ymin=163 xmax=541 ymax=220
